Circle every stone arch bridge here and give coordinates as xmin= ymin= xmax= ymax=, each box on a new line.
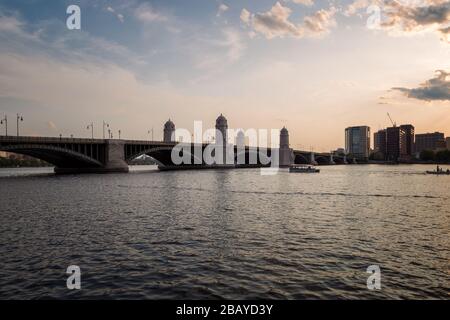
xmin=0 ymin=136 xmax=353 ymax=173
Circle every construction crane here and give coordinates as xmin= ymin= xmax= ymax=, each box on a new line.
xmin=387 ymin=112 xmax=396 ymax=127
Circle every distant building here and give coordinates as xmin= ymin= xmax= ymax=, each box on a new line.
xmin=374 ymin=129 xmax=387 ymax=158
xmin=345 ymin=126 xmax=370 ymax=160
xmin=386 ymin=126 xmax=408 ymax=162
xmin=400 ymin=124 xmax=415 ymax=158
xmin=373 ymin=129 xmax=387 ymax=160
xmin=332 ymin=148 xmax=346 ymax=156
xmin=435 ymin=139 xmax=447 ymax=150
xmin=447 ymin=137 xmax=450 ymax=150
xmin=415 ymin=132 xmax=445 ymax=154
xmin=163 ymin=119 xmax=175 ymax=143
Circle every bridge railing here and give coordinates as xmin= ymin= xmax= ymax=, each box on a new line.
xmin=0 ymin=135 xmax=106 ymax=144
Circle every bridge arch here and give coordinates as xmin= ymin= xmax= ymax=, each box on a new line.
xmin=0 ymin=144 xmax=103 ymax=168
xmin=126 ymin=146 xmax=204 ymax=167
xmin=294 ymin=154 xmax=309 ymax=164
xmin=315 ymin=156 xmax=330 ymax=165
xmin=235 ymin=149 xmax=272 ymax=165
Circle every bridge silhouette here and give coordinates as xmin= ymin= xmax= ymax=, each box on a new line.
xmin=0 ymin=135 xmax=352 ymax=174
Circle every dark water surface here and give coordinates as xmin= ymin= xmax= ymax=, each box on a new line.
xmin=0 ymin=165 xmax=448 ymax=299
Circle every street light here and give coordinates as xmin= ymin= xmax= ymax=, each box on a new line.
xmin=16 ymin=114 xmax=23 ymax=137
xmin=87 ymin=123 xmax=94 ymax=139
xmin=118 ymin=130 xmax=121 ymax=139
xmin=148 ymin=127 xmax=154 ymax=141
xmin=0 ymin=115 xmax=7 ymax=136
xmin=103 ymin=121 xmax=109 ymax=139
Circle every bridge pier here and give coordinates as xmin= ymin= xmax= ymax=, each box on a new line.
xmin=343 ymin=154 xmax=348 ymax=164
xmin=328 ymin=153 xmax=336 ymax=165
xmin=310 ymin=152 xmax=318 ymax=166
xmin=55 ymin=140 xmax=129 ymax=174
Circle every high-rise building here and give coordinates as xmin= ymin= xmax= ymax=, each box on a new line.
xmin=386 ymin=126 xmax=408 ymax=161
xmin=374 ymin=129 xmax=387 ymax=158
xmin=415 ymin=132 xmax=445 ymax=153
xmin=345 ymin=126 xmax=370 ymax=160
xmin=400 ymin=124 xmax=415 ymax=158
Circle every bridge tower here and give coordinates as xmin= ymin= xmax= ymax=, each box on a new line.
xmin=279 ymin=127 xmax=293 ymax=168
xmin=163 ymin=119 xmax=175 ymax=143
xmin=215 ymin=114 xmax=231 ymax=165
xmin=215 ymin=114 xmax=228 ymax=146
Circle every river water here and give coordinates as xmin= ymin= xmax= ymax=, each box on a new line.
xmin=0 ymin=165 xmax=448 ymax=299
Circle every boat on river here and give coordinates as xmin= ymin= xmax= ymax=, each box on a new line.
xmin=426 ymin=170 xmax=450 ymax=175
xmin=426 ymin=166 xmax=450 ymax=175
xmin=289 ymin=165 xmax=320 ymax=173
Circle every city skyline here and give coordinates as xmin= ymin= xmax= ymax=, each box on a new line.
xmin=0 ymin=0 xmax=449 ymax=152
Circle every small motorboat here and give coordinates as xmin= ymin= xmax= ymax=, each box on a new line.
xmin=426 ymin=166 xmax=450 ymax=175
xmin=289 ymin=165 xmax=320 ymax=173
xmin=426 ymin=170 xmax=450 ymax=175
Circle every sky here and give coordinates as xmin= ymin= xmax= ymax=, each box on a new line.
xmin=0 ymin=0 xmax=449 ymax=151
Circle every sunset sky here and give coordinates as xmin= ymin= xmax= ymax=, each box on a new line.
xmin=0 ymin=0 xmax=449 ymax=151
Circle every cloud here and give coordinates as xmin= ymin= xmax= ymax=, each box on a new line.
xmin=47 ymin=121 xmax=57 ymax=131
xmin=345 ymin=0 xmax=450 ymax=41
xmin=0 ymin=13 xmax=40 ymax=41
xmin=303 ymin=7 xmax=337 ymax=34
xmin=240 ymin=2 xmax=336 ymax=39
xmin=392 ymin=70 xmax=450 ymax=101
xmin=106 ymin=6 xmax=125 ymax=23
xmin=240 ymin=8 xmax=251 ymax=25
xmin=217 ymin=4 xmax=229 ymax=17
xmin=291 ymin=0 xmax=314 ymax=6
xmin=134 ymin=3 xmax=168 ymax=23
xmin=0 ymin=14 xmax=22 ymax=33
xmin=251 ymin=2 xmax=303 ymax=38
xmin=383 ymin=1 xmax=450 ymax=28
xmin=343 ymin=0 xmax=369 ymax=16
xmin=0 ymin=8 xmax=147 ymax=74
xmin=440 ymin=25 xmax=450 ymax=40
xmin=221 ymin=28 xmax=245 ymax=62
xmin=192 ymin=28 xmax=245 ymax=72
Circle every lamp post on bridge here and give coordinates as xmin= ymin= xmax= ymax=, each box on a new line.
xmin=103 ymin=121 xmax=109 ymax=139
xmin=0 ymin=115 xmax=7 ymax=136
xmin=87 ymin=123 xmax=94 ymax=139
xmin=16 ymin=114 xmax=23 ymax=137
xmin=148 ymin=127 xmax=154 ymax=141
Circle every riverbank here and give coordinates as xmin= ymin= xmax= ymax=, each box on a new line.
xmin=0 ymin=157 xmax=51 ymax=168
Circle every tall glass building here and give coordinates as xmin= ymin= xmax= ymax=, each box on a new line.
xmin=345 ymin=126 xmax=371 ymax=161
